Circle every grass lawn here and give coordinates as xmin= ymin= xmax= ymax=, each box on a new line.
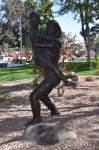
xmin=0 ymin=62 xmax=99 ymax=83
xmin=0 ymin=64 xmax=36 ymax=82
xmin=65 ymin=61 xmax=99 ymax=75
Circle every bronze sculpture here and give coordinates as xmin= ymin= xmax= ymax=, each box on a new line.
xmin=27 ymin=11 xmax=76 ymax=126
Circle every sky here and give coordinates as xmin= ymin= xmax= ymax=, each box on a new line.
xmin=54 ymin=13 xmax=84 ymax=43
xmin=51 ymin=2 xmax=84 ymax=43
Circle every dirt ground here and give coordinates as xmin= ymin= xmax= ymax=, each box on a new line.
xmin=0 ymin=76 xmax=99 ymax=150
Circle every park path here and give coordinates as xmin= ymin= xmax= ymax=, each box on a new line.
xmin=0 ymin=76 xmax=99 ymax=150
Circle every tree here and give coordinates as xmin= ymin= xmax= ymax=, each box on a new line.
xmin=38 ymin=0 xmax=54 ymax=31
xmin=0 ymin=0 xmax=54 ymax=51
xmin=55 ymin=0 xmax=99 ymax=63
xmin=0 ymin=0 xmax=24 ymax=51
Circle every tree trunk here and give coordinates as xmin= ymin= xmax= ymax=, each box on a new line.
xmin=79 ymin=10 xmax=91 ymax=64
xmin=85 ymin=23 xmax=91 ymax=65
xmin=96 ymin=43 xmax=99 ymax=68
xmin=86 ymin=40 xmax=91 ymax=63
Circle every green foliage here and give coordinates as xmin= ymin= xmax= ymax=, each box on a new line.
xmin=24 ymin=0 xmax=37 ymax=10
xmin=24 ymin=0 xmax=37 ymax=17
xmin=38 ymin=0 xmax=54 ymax=31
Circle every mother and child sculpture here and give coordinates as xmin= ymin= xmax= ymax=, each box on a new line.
xmin=26 ymin=10 xmax=77 ymax=126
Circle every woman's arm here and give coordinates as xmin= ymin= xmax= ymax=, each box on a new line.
xmin=36 ymin=32 xmax=59 ymax=43
xmin=33 ymin=43 xmax=59 ymax=48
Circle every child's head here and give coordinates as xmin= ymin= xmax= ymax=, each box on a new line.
xmin=46 ymin=20 xmax=61 ymax=38
xmin=29 ymin=10 xmax=40 ymax=29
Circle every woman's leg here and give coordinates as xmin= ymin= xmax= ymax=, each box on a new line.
xmin=40 ymin=67 xmax=60 ymax=115
xmin=40 ymin=96 xmax=60 ymax=115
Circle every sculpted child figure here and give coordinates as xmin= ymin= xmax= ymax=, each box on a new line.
xmin=27 ymin=10 xmax=76 ymax=126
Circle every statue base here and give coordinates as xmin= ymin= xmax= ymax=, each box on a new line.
xmin=24 ymin=123 xmax=77 ymax=145
xmin=37 ymin=123 xmax=59 ymax=145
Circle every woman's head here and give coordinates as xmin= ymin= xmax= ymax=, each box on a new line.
xmin=29 ymin=10 xmax=40 ymax=28
xmin=46 ymin=20 xmax=61 ymax=38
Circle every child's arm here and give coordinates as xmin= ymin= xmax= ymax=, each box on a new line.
xmin=36 ymin=32 xmax=59 ymax=42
